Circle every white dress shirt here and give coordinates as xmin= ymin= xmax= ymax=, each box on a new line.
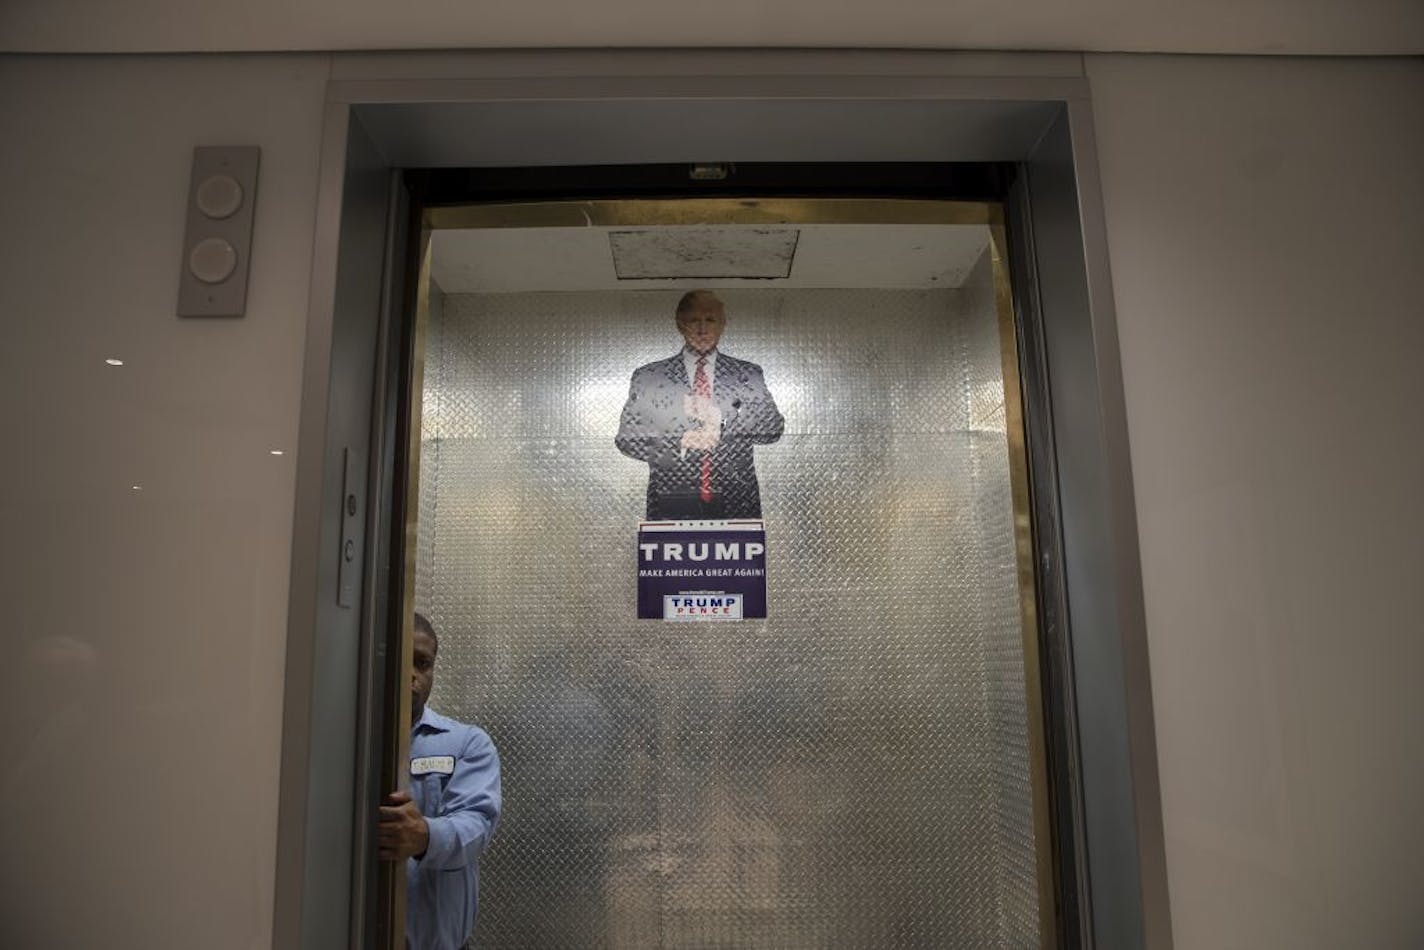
xmin=682 ymin=346 xmax=718 ymax=396
xmin=679 ymin=346 xmax=719 ymax=460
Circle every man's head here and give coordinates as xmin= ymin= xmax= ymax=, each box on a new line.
xmin=675 ymin=290 xmax=726 ymax=355
xmin=411 ymin=612 xmax=439 ymax=721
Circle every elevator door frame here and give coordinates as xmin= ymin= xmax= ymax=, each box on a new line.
xmin=274 ymin=50 xmax=1170 ymax=950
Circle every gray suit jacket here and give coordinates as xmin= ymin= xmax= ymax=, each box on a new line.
xmin=615 ymin=351 xmax=784 ymax=519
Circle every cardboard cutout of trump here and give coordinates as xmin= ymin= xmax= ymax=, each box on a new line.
xmin=616 ymin=291 xmax=784 ymax=519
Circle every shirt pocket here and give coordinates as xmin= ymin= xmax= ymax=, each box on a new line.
xmin=416 ymin=770 xmax=451 ymax=815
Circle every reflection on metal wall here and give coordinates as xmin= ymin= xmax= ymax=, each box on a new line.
xmin=416 ymin=248 xmax=1040 ymax=947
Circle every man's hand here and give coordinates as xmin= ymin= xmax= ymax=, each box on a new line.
xmin=682 ymin=395 xmax=722 ymax=452
xmin=683 ymin=394 xmax=723 ymax=429
xmin=378 ymin=790 xmax=430 ymax=861
xmin=681 ymin=426 xmax=720 ymax=452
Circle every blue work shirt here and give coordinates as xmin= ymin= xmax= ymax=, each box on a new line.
xmin=407 ymin=705 xmax=502 ymax=950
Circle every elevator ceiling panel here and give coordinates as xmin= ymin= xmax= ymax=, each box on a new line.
xmin=609 ymin=228 xmax=799 ymax=280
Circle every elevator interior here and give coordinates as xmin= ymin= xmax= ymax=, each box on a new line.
xmin=407 ymin=198 xmax=1051 ymax=947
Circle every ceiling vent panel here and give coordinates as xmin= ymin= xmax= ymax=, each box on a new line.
xmin=610 ymin=228 xmax=799 ymax=280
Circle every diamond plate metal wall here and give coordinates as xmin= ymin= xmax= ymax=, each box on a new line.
xmin=415 ymin=246 xmax=1041 ymax=948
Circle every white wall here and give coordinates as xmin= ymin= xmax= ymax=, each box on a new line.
xmin=1085 ymin=54 xmax=1424 ymax=949
xmin=0 ymin=54 xmax=329 ymax=949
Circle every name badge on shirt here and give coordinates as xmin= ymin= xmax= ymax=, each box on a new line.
xmin=410 ymin=755 xmax=455 ymax=776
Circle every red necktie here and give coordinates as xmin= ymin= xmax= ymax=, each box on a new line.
xmin=694 ymin=355 xmax=713 ymax=502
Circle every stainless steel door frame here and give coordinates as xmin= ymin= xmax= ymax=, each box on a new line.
xmin=275 ymin=50 xmax=1169 ymax=950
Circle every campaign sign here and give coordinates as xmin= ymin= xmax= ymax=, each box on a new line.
xmin=637 ymin=520 xmax=767 ymax=620
xmin=664 ymin=594 xmax=744 ymax=621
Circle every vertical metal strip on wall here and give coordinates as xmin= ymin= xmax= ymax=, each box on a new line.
xmin=377 ymin=225 xmax=435 ymax=947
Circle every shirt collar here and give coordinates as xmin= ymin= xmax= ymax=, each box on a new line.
xmin=413 ymin=704 xmax=450 ymax=735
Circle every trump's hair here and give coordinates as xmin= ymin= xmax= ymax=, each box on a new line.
xmin=675 ymin=290 xmax=723 ymax=318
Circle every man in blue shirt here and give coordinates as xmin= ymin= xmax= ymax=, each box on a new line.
xmin=380 ymin=613 xmax=502 ymax=950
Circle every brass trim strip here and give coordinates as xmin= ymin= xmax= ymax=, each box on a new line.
xmin=387 ymin=226 xmax=434 ymax=948
xmin=425 ymin=197 xmax=996 ymax=230
xmin=991 ymin=218 xmax=1059 ymax=948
